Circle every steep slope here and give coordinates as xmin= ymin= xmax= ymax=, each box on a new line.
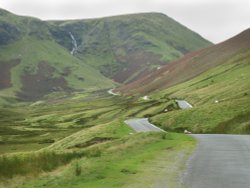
xmin=117 ymin=28 xmax=250 ymax=95
xmin=0 ymin=8 xmax=212 ymax=102
xmin=150 ymin=57 xmax=250 ymax=134
xmin=49 ymin=13 xmax=212 ymax=84
xmin=115 ymin=28 xmax=250 ymax=134
xmin=0 ymin=8 xmax=114 ymax=102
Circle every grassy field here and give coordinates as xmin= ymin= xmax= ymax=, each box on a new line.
xmin=1 ymin=51 xmax=248 ymax=187
xmin=0 ymin=90 xmax=195 ymax=187
xmin=1 ymin=56 xmax=249 ymax=186
xmin=0 ymin=90 xmax=178 ymax=154
xmin=1 ymin=128 xmax=194 ymax=188
xmin=149 ymin=54 xmax=250 ymax=133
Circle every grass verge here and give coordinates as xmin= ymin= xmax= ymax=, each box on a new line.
xmin=15 ymin=133 xmax=195 ymax=188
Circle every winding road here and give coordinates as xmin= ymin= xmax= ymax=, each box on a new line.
xmin=125 ymin=100 xmax=193 ymax=132
xmin=176 ymin=100 xmax=193 ymax=109
xmin=125 ymin=119 xmax=250 ymax=187
xmin=125 ymin=118 xmax=165 ymax=132
xmin=184 ymin=134 xmax=250 ymax=188
xmin=107 ymin=89 xmax=119 ymax=96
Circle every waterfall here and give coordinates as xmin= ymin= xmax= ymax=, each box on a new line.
xmin=69 ymin=32 xmax=78 ymax=55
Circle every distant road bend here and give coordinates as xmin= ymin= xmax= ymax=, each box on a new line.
xmin=184 ymin=134 xmax=250 ymax=188
xmin=125 ymin=118 xmax=166 ymax=132
xmin=107 ymin=88 xmax=119 ymax=96
xmin=176 ymin=100 xmax=193 ymax=109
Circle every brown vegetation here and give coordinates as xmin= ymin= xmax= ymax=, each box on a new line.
xmin=17 ymin=62 xmax=72 ymax=101
xmin=113 ymin=52 xmax=165 ymax=83
xmin=116 ymin=28 xmax=250 ymax=95
xmin=0 ymin=59 xmax=20 ymax=89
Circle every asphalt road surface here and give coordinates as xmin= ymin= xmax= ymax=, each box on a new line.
xmin=184 ymin=134 xmax=250 ymax=188
xmin=176 ymin=100 xmax=193 ymax=109
xmin=125 ymin=118 xmax=165 ymax=132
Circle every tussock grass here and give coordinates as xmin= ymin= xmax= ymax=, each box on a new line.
xmin=0 ymin=151 xmax=85 ymax=179
xmin=74 ymin=161 xmax=82 ymax=176
xmin=150 ymin=57 xmax=250 ymax=134
xmin=17 ymin=132 xmax=195 ymax=188
xmin=151 ymin=98 xmax=250 ymax=133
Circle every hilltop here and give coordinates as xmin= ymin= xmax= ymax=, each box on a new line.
xmin=50 ymin=12 xmax=212 ymax=83
xmin=0 ymin=8 xmax=114 ymax=102
xmin=0 ymin=8 xmax=211 ymax=102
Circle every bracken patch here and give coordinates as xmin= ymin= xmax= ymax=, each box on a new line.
xmin=113 ymin=51 xmax=165 ymax=83
xmin=17 ymin=61 xmax=72 ymax=101
xmin=0 ymin=59 xmax=20 ymax=89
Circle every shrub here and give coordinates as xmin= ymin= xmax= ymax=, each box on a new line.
xmin=74 ymin=162 xmax=82 ymax=176
xmin=161 ymin=133 xmax=167 ymax=140
xmin=86 ymin=148 xmax=102 ymax=158
xmin=0 ymin=151 xmax=85 ymax=179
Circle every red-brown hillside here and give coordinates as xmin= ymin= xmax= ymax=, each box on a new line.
xmin=116 ymin=28 xmax=250 ymax=95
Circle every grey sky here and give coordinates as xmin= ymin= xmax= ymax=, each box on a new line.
xmin=1 ymin=0 xmax=249 ymax=43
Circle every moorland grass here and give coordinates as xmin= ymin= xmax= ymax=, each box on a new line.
xmin=17 ymin=133 xmax=195 ymax=188
xmin=150 ymin=58 xmax=250 ymax=133
xmin=0 ymin=150 xmax=85 ymax=179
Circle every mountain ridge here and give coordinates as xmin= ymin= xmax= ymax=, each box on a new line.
xmin=0 ymin=8 xmax=211 ymax=102
xmin=48 ymin=11 xmax=212 ymax=83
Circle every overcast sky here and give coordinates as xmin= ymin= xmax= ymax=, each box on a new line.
xmin=1 ymin=0 xmax=249 ymax=43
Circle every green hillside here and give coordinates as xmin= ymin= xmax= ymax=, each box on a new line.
xmin=0 ymin=8 xmax=115 ymax=102
xmin=150 ymin=51 xmax=250 ymax=134
xmin=0 ymin=37 xmax=114 ymax=100
xmin=0 ymin=9 xmax=211 ymax=102
xmin=50 ymin=13 xmax=212 ymax=83
xmin=116 ymin=28 xmax=250 ymax=134
xmin=0 ymin=90 xmax=195 ymax=187
xmin=117 ymin=28 xmax=250 ymax=95
xmin=3 ymin=7 xmax=249 ymax=188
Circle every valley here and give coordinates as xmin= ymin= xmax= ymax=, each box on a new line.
xmin=0 ymin=6 xmax=249 ymax=188
xmin=0 ymin=90 xmax=195 ymax=188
